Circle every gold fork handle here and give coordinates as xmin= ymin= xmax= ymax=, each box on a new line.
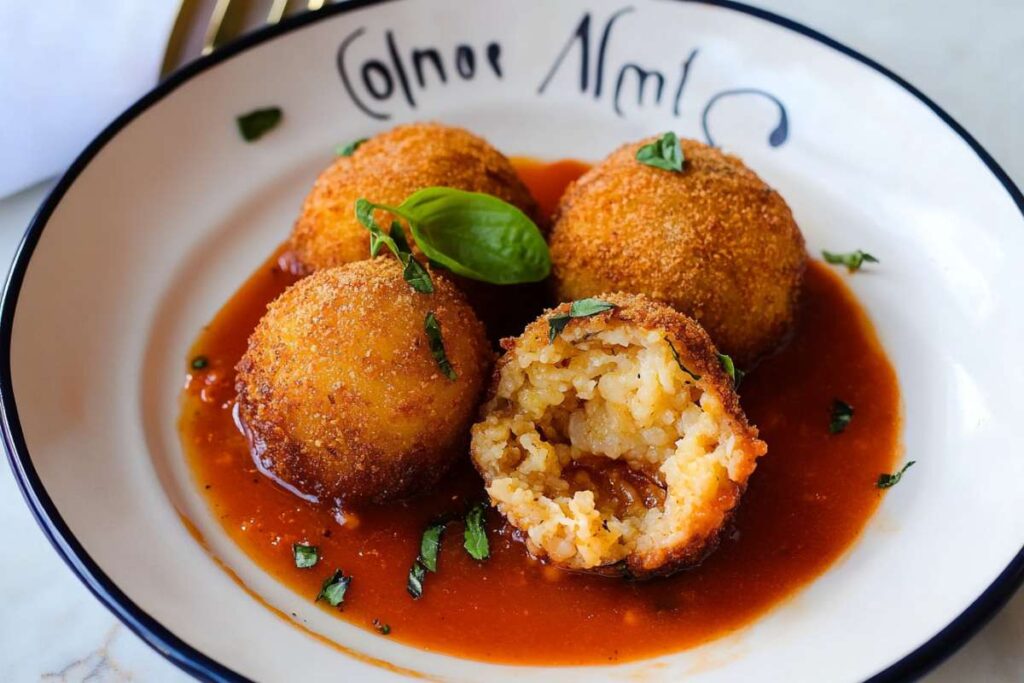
xmin=267 ymin=0 xmax=289 ymax=24
xmin=202 ymin=0 xmax=233 ymax=56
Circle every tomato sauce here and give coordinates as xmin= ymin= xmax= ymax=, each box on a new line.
xmin=178 ymin=160 xmax=901 ymax=665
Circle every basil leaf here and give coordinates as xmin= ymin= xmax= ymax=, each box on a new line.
xmin=399 ymin=188 xmax=550 ymax=285
xmin=356 ymin=199 xmax=391 ymax=257
xmin=236 ymin=107 xmax=282 ymax=142
xmin=424 ymin=312 xmax=456 ymax=380
xmin=190 ymin=355 xmax=208 ymax=370
xmin=293 ymin=543 xmax=319 ymax=569
xmin=419 ymin=523 xmax=444 ymax=573
xmin=547 ymin=298 xmax=616 ymax=343
xmin=464 ymin=503 xmax=490 ymax=561
xmin=877 ymin=461 xmax=915 ymax=489
xmin=335 ymin=137 xmax=367 ymax=157
xmin=316 ymin=570 xmax=351 ymax=607
xmin=407 ymin=561 xmax=426 ymax=599
xmin=829 ymin=399 xmax=854 ymax=434
xmin=822 ymin=249 xmax=879 ymax=272
xmin=373 ymin=619 xmax=391 ymax=635
xmin=389 ymin=221 xmax=411 ymax=254
xmin=666 ymin=339 xmax=701 ymax=381
xmin=355 ymin=200 xmax=434 ymax=293
xmin=717 ymin=353 xmax=745 ymax=388
xmin=636 ymin=132 xmax=684 ymax=172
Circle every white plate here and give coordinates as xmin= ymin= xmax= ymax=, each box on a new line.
xmin=3 ymin=1 xmax=1023 ymax=681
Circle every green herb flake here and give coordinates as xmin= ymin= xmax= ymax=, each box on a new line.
xmin=424 ymin=312 xmax=457 ymax=380
xmin=316 ymin=569 xmax=351 ymax=607
xmin=666 ymin=339 xmax=701 ymax=381
xmin=877 ymin=461 xmax=916 ymax=489
xmin=402 ymin=254 xmax=434 ymax=294
xmin=335 ymin=137 xmax=368 ymax=157
xmin=190 ymin=355 xmax=209 ymax=370
xmin=373 ymin=619 xmax=391 ymax=635
xmin=463 ymin=503 xmax=490 ymax=561
xmin=829 ymin=399 xmax=855 ymax=434
xmin=717 ymin=353 xmax=745 ymax=388
xmin=236 ymin=107 xmax=282 ymax=142
xmin=548 ymin=298 xmax=616 ymax=343
xmin=419 ymin=523 xmax=444 ymax=573
xmin=292 ymin=543 xmax=319 ymax=569
xmin=636 ymin=132 xmax=684 ymax=172
xmin=822 ymin=249 xmax=879 ymax=272
xmin=407 ymin=561 xmax=427 ymax=599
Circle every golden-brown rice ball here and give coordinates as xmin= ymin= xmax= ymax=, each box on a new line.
xmin=289 ymin=122 xmax=539 ymax=272
xmin=470 ymin=293 xmax=766 ymax=578
xmin=236 ymin=258 xmax=491 ymax=505
xmin=550 ymin=137 xmax=806 ymax=367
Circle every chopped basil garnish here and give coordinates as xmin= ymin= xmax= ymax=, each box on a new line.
xmin=355 ymin=199 xmax=434 ymax=294
xmin=877 ymin=461 xmax=915 ymax=489
xmin=335 ymin=137 xmax=367 ymax=157
xmin=666 ymin=339 xmax=701 ymax=381
xmin=355 ymin=188 xmax=549 ymax=285
xmin=373 ymin=619 xmax=391 ymax=635
xmin=236 ymin=107 xmax=282 ymax=142
xmin=548 ymin=298 xmax=616 ymax=343
xmin=636 ymin=132 xmax=684 ymax=172
xmin=316 ymin=570 xmax=351 ymax=607
xmin=463 ymin=503 xmax=490 ymax=561
xmin=190 ymin=355 xmax=208 ymax=370
xmin=822 ymin=249 xmax=879 ymax=272
xmin=829 ymin=399 xmax=854 ymax=434
xmin=292 ymin=543 xmax=319 ymax=569
xmin=407 ymin=561 xmax=427 ymax=599
xmin=424 ymin=312 xmax=456 ymax=380
xmin=717 ymin=353 xmax=745 ymax=388
xmin=419 ymin=523 xmax=444 ymax=572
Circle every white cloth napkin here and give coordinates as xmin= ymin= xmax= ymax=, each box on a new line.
xmin=0 ymin=2 xmax=180 ymax=198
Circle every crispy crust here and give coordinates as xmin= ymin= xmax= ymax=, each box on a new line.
xmin=289 ymin=121 xmax=540 ymax=272
xmin=473 ymin=292 xmax=766 ymax=579
xmin=550 ymin=137 xmax=807 ymax=367
xmin=236 ymin=258 xmax=492 ymax=505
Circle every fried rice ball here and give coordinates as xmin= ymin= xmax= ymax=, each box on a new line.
xmin=550 ymin=137 xmax=807 ymax=367
xmin=289 ymin=122 xmax=539 ymax=271
xmin=470 ymin=293 xmax=766 ymax=578
xmin=236 ymin=258 xmax=491 ymax=505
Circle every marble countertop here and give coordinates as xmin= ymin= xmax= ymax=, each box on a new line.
xmin=1 ymin=1 xmax=1021 ymax=680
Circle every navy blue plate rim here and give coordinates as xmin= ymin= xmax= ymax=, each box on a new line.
xmin=1 ymin=1 xmax=1021 ymax=681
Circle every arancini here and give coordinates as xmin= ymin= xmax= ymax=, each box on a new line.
xmin=236 ymin=258 xmax=492 ymax=505
xmin=470 ymin=293 xmax=766 ymax=578
xmin=549 ymin=137 xmax=806 ymax=366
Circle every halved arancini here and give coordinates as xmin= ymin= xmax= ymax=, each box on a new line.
xmin=470 ymin=293 xmax=766 ymax=578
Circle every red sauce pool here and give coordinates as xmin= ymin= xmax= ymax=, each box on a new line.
xmin=178 ymin=160 xmax=901 ymax=665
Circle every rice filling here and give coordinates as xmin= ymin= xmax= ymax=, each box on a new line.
xmin=472 ymin=325 xmax=754 ymax=572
